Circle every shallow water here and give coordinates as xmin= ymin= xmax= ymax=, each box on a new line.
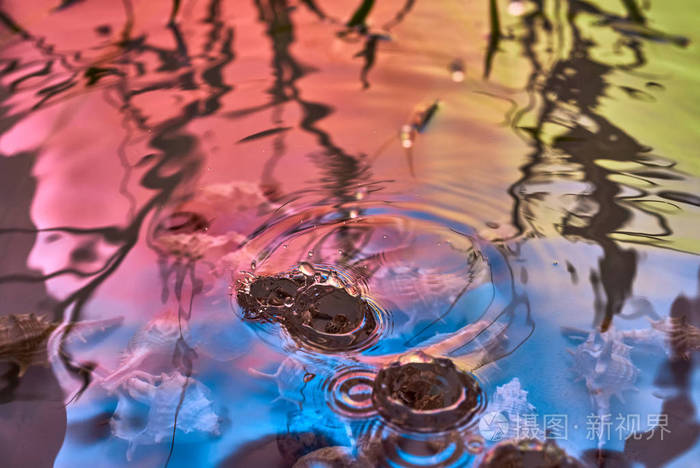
xmin=0 ymin=0 xmax=698 ymax=466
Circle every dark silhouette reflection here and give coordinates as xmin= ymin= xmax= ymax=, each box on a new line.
xmin=248 ymin=0 xmax=422 ymax=266
xmin=507 ymin=0 xmax=691 ymax=331
xmin=253 ymin=0 xmax=369 ymax=198
xmin=0 ymin=136 xmax=65 ymax=465
xmin=251 ymin=0 xmax=380 ymax=263
xmin=1 ymin=0 xmax=236 ymax=463
xmin=624 ymin=269 xmax=700 ymax=467
xmin=218 ymin=431 xmax=340 ymax=468
xmin=501 ymin=1 xmax=697 ymax=464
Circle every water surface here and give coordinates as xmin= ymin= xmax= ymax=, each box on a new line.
xmin=0 ymin=0 xmax=699 ymax=466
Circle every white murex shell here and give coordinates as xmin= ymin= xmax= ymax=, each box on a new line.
xmin=486 ymin=377 xmax=540 ymax=440
xmin=111 ymin=371 xmax=220 ymax=460
xmin=567 ymin=331 xmax=640 ymax=446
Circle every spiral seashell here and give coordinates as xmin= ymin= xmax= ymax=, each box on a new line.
xmin=0 ymin=314 xmax=58 ymax=376
xmin=110 ymin=371 xmax=220 ymax=460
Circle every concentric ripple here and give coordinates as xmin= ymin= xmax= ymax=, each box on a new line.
xmin=325 ymin=366 xmax=378 ymax=419
xmin=358 ymin=422 xmax=484 ymax=468
xmin=229 ymin=200 xmax=515 ymax=359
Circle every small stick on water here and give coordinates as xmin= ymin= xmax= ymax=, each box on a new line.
xmin=412 ymin=100 xmax=440 ymax=133
xmin=301 ymin=0 xmax=326 ymax=20
xmin=484 ymin=0 xmax=501 ymax=78
xmin=347 ymin=0 xmax=375 ymax=28
xmin=404 ymin=100 xmax=440 ymax=177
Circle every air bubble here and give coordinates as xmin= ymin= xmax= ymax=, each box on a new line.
xmin=466 ymin=436 xmax=485 ymax=454
xmin=508 ymin=1 xmax=527 ymax=16
xmin=449 ymin=59 xmax=465 ymax=82
xmin=400 ymin=124 xmax=415 ymax=149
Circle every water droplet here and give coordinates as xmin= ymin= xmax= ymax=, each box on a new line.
xmin=337 ymin=249 xmax=344 ymax=255
xmin=382 ymin=235 xmax=388 ymax=239
xmin=349 ymin=210 xmax=359 ymax=219
xmin=466 ymin=435 xmax=484 ymax=454
xmin=449 ymin=58 xmax=465 ymax=82
xmin=400 ymin=124 xmax=415 ymax=149
xmin=282 ymin=244 xmax=288 ymax=249
xmin=303 ymin=373 xmax=316 ymax=383
xmin=299 ymin=262 xmax=315 ymax=276
xmin=508 ymin=1 xmax=527 ymax=16
xmin=250 ymin=261 xmax=257 ymax=271
xmin=307 ymin=250 xmax=314 ymax=257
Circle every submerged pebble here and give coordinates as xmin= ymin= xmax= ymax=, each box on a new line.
xmin=478 ymin=439 xmax=584 ymax=468
xmin=371 ymin=352 xmax=485 ymax=433
xmin=235 ymin=264 xmax=385 ymax=353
